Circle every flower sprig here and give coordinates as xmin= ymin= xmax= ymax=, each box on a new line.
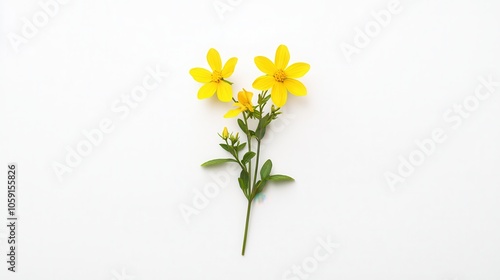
xmin=190 ymin=45 xmax=310 ymax=255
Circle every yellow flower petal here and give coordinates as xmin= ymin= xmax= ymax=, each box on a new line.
xmin=284 ymin=79 xmax=307 ymax=96
xmin=237 ymin=91 xmax=247 ymax=104
xmin=237 ymin=90 xmax=249 ymax=105
xmin=254 ymin=56 xmax=277 ymax=75
xmin=271 ymin=82 xmax=287 ymax=107
xmin=207 ymin=48 xmax=222 ymax=71
xmin=189 ymin=67 xmax=212 ymax=83
xmin=224 ymin=107 xmax=243 ymax=118
xmin=285 ymin=63 xmax=310 ymax=78
xmin=252 ymin=75 xmax=275 ymax=90
xmin=221 ymin=57 xmax=238 ymax=78
xmin=237 ymin=90 xmax=254 ymax=112
xmin=243 ymin=90 xmax=254 ymax=111
xmin=217 ymin=82 xmax=232 ymax=102
xmin=197 ymin=82 xmax=218 ymax=99
xmin=275 ymin=45 xmax=290 ymax=69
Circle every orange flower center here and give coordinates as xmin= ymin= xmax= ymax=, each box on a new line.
xmin=273 ymin=69 xmax=287 ymax=82
xmin=211 ymin=70 xmax=223 ymax=83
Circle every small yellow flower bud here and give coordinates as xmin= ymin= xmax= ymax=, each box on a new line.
xmin=222 ymin=127 xmax=229 ymax=140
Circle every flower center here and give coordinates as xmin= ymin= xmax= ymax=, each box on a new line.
xmin=211 ymin=70 xmax=223 ymax=83
xmin=273 ymin=69 xmax=287 ymax=82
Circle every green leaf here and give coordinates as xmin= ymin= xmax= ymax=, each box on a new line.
xmin=263 ymin=94 xmax=271 ymax=104
xmin=240 ymin=170 xmax=250 ymax=186
xmin=201 ymin=158 xmax=236 ymax=167
xmin=241 ymin=151 xmax=256 ymax=165
xmin=255 ymin=126 xmax=265 ymax=140
xmin=255 ymin=180 xmax=262 ymax=188
xmin=254 ymin=180 xmax=266 ymax=195
xmin=268 ymin=175 xmax=295 ymax=181
xmin=255 ymin=114 xmax=270 ymax=140
xmin=239 ymin=170 xmax=250 ymax=196
xmin=237 ymin=143 xmax=247 ymax=152
xmin=238 ymin=119 xmax=248 ymax=134
xmin=238 ymin=178 xmax=247 ymax=193
xmin=258 ymin=93 xmax=271 ymax=106
xmin=219 ymin=144 xmax=235 ymax=156
xmin=260 ymin=159 xmax=272 ymax=180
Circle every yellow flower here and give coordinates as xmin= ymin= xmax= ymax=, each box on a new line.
xmin=224 ymin=89 xmax=254 ymax=118
xmin=222 ymin=127 xmax=229 ymax=139
xmin=190 ymin=48 xmax=238 ymax=102
xmin=252 ymin=45 xmax=310 ymax=107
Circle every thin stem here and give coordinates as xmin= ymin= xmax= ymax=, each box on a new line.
xmin=241 ymin=198 xmax=252 ymax=256
xmin=241 ymin=90 xmax=267 ymax=256
xmin=252 ymin=139 xmax=261 ymax=198
xmin=235 ymin=159 xmax=246 ymax=173
xmin=243 ymin=113 xmax=252 ymax=197
xmin=251 ymin=91 xmax=265 ymax=199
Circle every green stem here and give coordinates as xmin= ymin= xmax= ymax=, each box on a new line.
xmin=241 ymin=198 xmax=252 ymax=256
xmin=252 ymin=139 xmax=261 ymax=198
xmin=244 ymin=113 xmax=252 ymax=197
xmin=241 ymin=90 xmax=267 ymax=255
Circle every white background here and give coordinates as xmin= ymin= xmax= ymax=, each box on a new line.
xmin=1 ymin=0 xmax=500 ymax=279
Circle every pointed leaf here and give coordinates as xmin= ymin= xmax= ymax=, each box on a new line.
xmin=238 ymin=119 xmax=248 ymax=134
xmin=201 ymin=158 xmax=236 ymax=167
xmin=254 ymin=180 xmax=267 ymax=195
xmin=239 ymin=170 xmax=250 ymax=196
xmin=240 ymin=170 xmax=250 ymax=186
xmin=238 ymin=178 xmax=247 ymax=193
xmin=237 ymin=142 xmax=247 ymax=152
xmin=255 ymin=114 xmax=270 ymax=140
xmin=219 ymin=144 xmax=235 ymax=156
xmin=242 ymin=151 xmax=256 ymax=165
xmin=268 ymin=174 xmax=295 ymax=182
xmin=263 ymin=94 xmax=271 ymax=104
xmin=260 ymin=159 xmax=272 ymax=180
